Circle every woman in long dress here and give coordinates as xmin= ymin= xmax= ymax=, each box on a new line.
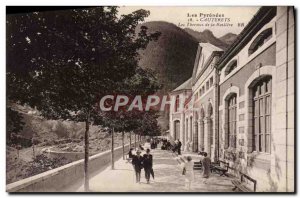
xmin=202 ymin=152 xmax=211 ymax=184
xmin=183 ymin=156 xmax=194 ymax=190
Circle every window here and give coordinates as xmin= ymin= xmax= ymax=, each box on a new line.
xmin=194 ymin=92 xmax=198 ymax=101
xmin=206 ymin=81 xmax=209 ymax=90
xmin=248 ymin=28 xmax=272 ymax=56
xmin=228 ymin=94 xmax=237 ymax=148
xmin=225 ymin=60 xmax=237 ymax=76
xmin=253 ymin=77 xmax=272 ymax=153
xmin=175 ymin=95 xmax=180 ymax=112
xmin=210 ymin=77 xmax=214 ymax=87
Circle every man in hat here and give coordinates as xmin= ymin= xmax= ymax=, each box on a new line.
xmin=132 ymin=149 xmax=143 ymax=183
xmin=143 ymin=148 xmax=153 ymax=184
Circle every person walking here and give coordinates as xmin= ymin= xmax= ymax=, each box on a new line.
xmin=127 ymin=148 xmax=134 ymax=163
xmin=202 ymin=152 xmax=211 ymax=183
xmin=143 ymin=148 xmax=153 ymax=184
xmin=182 ymin=156 xmax=194 ymax=190
xmin=177 ymin=139 xmax=182 ymax=155
xmin=132 ymin=149 xmax=143 ymax=183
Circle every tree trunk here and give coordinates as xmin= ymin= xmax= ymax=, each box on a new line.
xmin=84 ymin=115 xmax=90 ymax=192
xmin=122 ymin=131 xmax=125 ymax=160
xmin=129 ymin=131 xmax=132 ymax=148
xmin=111 ymin=127 xmax=115 ymax=170
xmin=134 ymin=133 xmax=137 ymax=149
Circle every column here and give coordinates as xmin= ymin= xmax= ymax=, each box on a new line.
xmin=189 ymin=117 xmax=193 ymax=142
xmin=193 ymin=121 xmax=198 ymax=152
xmin=272 ymin=6 xmax=294 ymax=192
xmin=184 ymin=118 xmax=188 ymax=151
xmin=199 ymin=119 xmax=204 ymax=151
xmin=180 ymin=113 xmax=185 ymax=144
xmin=204 ymin=117 xmax=212 ymax=157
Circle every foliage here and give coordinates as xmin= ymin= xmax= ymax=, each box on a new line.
xmin=7 ymin=7 xmax=161 ymax=190
xmin=97 ymin=67 xmax=162 ymax=136
xmin=7 ymin=7 xmax=160 ymax=121
xmin=7 ymin=108 xmax=25 ymax=138
xmin=26 ymin=154 xmax=72 ymax=177
xmin=7 ymin=107 xmax=27 ymax=147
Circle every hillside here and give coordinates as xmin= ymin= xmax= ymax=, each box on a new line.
xmin=6 ymin=104 xmax=132 ymax=184
xmin=137 ymin=21 xmax=199 ymax=130
xmin=138 ymin=21 xmax=199 ymax=94
xmin=184 ymin=28 xmax=237 ymax=50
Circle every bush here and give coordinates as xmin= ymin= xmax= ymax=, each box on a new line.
xmin=26 ymin=154 xmax=72 ymax=177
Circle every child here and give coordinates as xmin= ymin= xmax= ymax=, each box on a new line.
xmin=183 ymin=156 xmax=194 ymax=190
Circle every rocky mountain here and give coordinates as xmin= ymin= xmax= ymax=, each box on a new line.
xmin=138 ymin=21 xmax=199 ymax=94
xmin=137 ymin=21 xmax=199 ymax=130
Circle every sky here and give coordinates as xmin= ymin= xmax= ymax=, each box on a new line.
xmin=118 ymin=6 xmax=260 ymax=37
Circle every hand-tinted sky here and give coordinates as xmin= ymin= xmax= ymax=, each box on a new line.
xmin=118 ymin=6 xmax=260 ymax=37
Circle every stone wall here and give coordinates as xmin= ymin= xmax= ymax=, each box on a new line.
xmin=6 ymin=143 xmax=135 ymax=192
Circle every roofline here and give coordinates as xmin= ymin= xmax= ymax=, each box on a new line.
xmin=193 ymin=51 xmax=223 ymax=85
xmin=170 ymin=88 xmax=192 ymax=94
xmin=216 ymin=6 xmax=277 ymax=70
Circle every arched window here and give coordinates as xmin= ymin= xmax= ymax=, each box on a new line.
xmin=225 ymin=60 xmax=237 ymax=76
xmin=228 ymin=94 xmax=237 ymax=148
xmin=175 ymin=95 xmax=180 ymax=112
xmin=248 ymin=28 xmax=272 ymax=56
xmin=253 ymin=77 xmax=272 ymax=153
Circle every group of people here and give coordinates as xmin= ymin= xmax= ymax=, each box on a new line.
xmin=160 ymin=138 xmax=172 ymax=150
xmin=150 ymin=138 xmax=159 ymax=149
xmin=160 ymin=138 xmax=182 ymax=155
xmin=172 ymin=139 xmax=182 ymax=155
xmin=128 ymin=137 xmax=212 ymax=190
xmin=182 ymin=152 xmax=211 ymax=190
xmin=128 ymin=147 xmax=154 ymax=184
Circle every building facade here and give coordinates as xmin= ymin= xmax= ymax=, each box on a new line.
xmin=169 ymin=6 xmax=295 ymax=192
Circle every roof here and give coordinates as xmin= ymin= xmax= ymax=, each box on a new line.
xmin=199 ymin=43 xmax=223 ymax=53
xmin=191 ymin=43 xmax=223 ymax=85
xmin=216 ymin=6 xmax=277 ymax=69
xmin=172 ymin=78 xmax=192 ymax=92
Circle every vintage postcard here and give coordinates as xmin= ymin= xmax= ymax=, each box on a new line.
xmin=6 ymin=6 xmax=295 ymax=193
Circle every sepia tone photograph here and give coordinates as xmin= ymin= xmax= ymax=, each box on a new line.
xmin=5 ymin=6 xmax=295 ymax=193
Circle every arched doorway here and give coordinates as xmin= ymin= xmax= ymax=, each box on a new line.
xmin=199 ymin=108 xmax=205 ymax=151
xmin=174 ymin=120 xmax=180 ymax=140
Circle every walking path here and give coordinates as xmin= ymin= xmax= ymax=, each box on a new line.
xmin=76 ymin=149 xmax=235 ymax=192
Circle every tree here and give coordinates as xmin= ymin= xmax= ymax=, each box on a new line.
xmin=137 ymin=111 xmax=161 ymax=137
xmin=6 ymin=7 xmax=160 ymax=191
xmin=97 ymin=66 xmax=162 ymax=163
xmin=7 ymin=107 xmax=25 ymax=145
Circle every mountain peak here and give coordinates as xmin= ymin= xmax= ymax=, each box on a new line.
xmin=184 ymin=28 xmax=237 ymax=50
xmin=219 ymin=33 xmax=238 ymax=46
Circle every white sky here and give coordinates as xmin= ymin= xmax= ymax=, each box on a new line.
xmin=118 ymin=6 xmax=260 ymax=37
